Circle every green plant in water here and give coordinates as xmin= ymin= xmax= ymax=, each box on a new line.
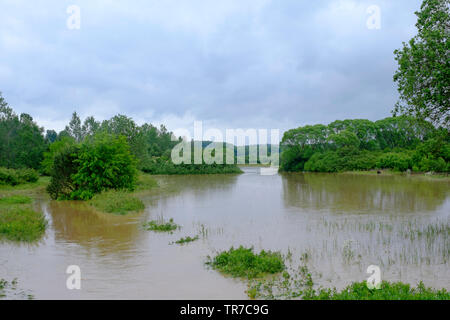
xmin=89 ymin=190 xmax=145 ymax=215
xmin=206 ymin=246 xmax=285 ymax=279
xmin=0 ymin=207 xmax=47 ymax=242
xmin=144 ymin=218 xmax=179 ymax=232
xmin=171 ymin=235 xmax=199 ymax=245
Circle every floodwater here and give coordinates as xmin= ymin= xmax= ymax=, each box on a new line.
xmin=1 ymin=167 xmax=449 ymax=299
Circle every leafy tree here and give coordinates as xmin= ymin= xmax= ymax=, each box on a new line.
xmin=45 ymin=130 xmax=58 ymax=144
xmin=70 ymin=133 xmax=137 ymax=200
xmin=393 ymin=0 xmax=450 ymax=127
xmin=0 ymin=93 xmax=46 ymax=169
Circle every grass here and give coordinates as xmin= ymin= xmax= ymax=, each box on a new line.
xmin=89 ymin=190 xmax=145 ymax=215
xmin=247 ymin=260 xmax=450 ymax=300
xmin=306 ymin=281 xmax=450 ymax=300
xmin=0 ymin=207 xmax=47 ymax=242
xmin=206 ymin=246 xmax=285 ymax=279
xmin=0 ymin=195 xmax=32 ymax=204
xmin=171 ymin=235 xmax=199 ymax=245
xmin=144 ymin=218 xmax=179 ymax=232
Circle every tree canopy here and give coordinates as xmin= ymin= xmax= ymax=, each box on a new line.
xmin=393 ymin=0 xmax=450 ymax=127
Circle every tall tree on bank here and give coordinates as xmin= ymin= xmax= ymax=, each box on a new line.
xmin=393 ymin=0 xmax=450 ymax=128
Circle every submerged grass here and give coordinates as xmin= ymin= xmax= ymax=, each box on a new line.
xmin=144 ymin=218 xmax=179 ymax=232
xmin=207 ymin=246 xmax=285 ymax=279
xmin=171 ymin=235 xmax=199 ymax=245
xmin=247 ymin=258 xmax=450 ymax=300
xmin=306 ymin=281 xmax=450 ymax=300
xmin=89 ymin=190 xmax=145 ymax=215
xmin=0 ymin=206 xmax=47 ymax=242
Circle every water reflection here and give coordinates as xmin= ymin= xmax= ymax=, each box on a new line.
xmin=282 ymin=173 xmax=450 ymax=214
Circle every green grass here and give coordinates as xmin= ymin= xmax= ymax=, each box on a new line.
xmin=172 ymin=235 xmax=199 ymax=245
xmin=0 ymin=207 xmax=47 ymax=242
xmin=0 ymin=195 xmax=32 ymax=204
xmin=206 ymin=246 xmax=285 ymax=279
xmin=306 ymin=281 xmax=450 ymax=300
xmin=89 ymin=190 xmax=145 ymax=215
xmin=144 ymin=218 xmax=179 ymax=232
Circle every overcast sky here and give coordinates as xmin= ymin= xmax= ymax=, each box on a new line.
xmin=0 ymin=0 xmax=422 ymax=137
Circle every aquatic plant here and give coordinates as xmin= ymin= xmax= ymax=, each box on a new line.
xmin=0 ymin=207 xmax=47 ymax=242
xmin=206 ymin=246 xmax=285 ymax=279
xmin=171 ymin=235 xmax=199 ymax=245
xmin=144 ymin=218 xmax=179 ymax=232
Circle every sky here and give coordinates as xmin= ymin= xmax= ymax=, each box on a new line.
xmin=0 ymin=0 xmax=423 ymax=138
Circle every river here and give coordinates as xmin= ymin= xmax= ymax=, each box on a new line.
xmin=1 ymin=167 xmax=449 ymax=299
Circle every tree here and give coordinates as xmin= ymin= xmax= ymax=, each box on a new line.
xmin=65 ymin=112 xmax=83 ymax=142
xmin=0 ymin=93 xmax=46 ymax=169
xmin=393 ymin=0 xmax=450 ymax=127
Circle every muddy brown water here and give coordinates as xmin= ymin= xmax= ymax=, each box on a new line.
xmin=1 ymin=168 xmax=449 ymax=299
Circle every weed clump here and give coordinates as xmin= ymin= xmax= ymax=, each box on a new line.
xmin=144 ymin=218 xmax=179 ymax=232
xmin=89 ymin=190 xmax=145 ymax=215
xmin=171 ymin=235 xmax=199 ymax=245
xmin=206 ymin=246 xmax=285 ymax=279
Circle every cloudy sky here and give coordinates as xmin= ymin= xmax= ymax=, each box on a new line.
xmin=0 ymin=0 xmax=422 ymax=137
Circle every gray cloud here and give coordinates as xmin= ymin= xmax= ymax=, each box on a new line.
xmin=0 ymin=0 xmax=423 ymax=136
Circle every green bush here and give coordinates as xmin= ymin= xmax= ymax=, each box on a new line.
xmin=376 ymin=152 xmax=413 ymax=172
xmin=47 ymin=133 xmax=138 ymax=200
xmin=0 ymin=167 xmax=39 ymax=186
xmin=71 ymin=134 xmax=137 ymax=200
xmin=46 ymin=145 xmax=80 ymax=200
xmin=206 ymin=246 xmax=285 ymax=279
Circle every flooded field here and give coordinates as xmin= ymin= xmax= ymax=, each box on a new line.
xmin=0 ymin=168 xmax=449 ymax=299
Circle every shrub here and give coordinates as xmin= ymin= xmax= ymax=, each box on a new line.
xmin=0 ymin=167 xmax=39 ymax=186
xmin=206 ymin=246 xmax=285 ymax=279
xmin=47 ymin=133 xmax=138 ymax=200
xmin=71 ymin=133 xmax=137 ymax=200
xmin=376 ymin=152 xmax=413 ymax=172
xmin=89 ymin=190 xmax=145 ymax=215
xmin=46 ymin=145 xmax=80 ymax=200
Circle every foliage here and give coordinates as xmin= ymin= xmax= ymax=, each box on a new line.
xmin=89 ymin=190 xmax=145 ymax=215
xmin=141 ymin=156 xmax=243 ymax=175
xmin=0 ymin=167 xmax=39 ymax=186
xmin=206 ymin=246 xmax=285 ymax=279
xmin=144 ymin=218 xmax=179 ymax=232
xmin=281 ymin=116 xmax=449 ymax=173
xmin=376 ymin=152 xmax=413 ymax=172
xmin=41 ymin=137 xmax=75 ymax=175
xmin=0 ymin=93 xmax=47 ymax=170
xmin=393 ymin=0 xmax=450 ymax=127
xmin=46 ymin=145 xmax=80 ymax=200
xmin=70 ymin=133 xmax=137 ymax=200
